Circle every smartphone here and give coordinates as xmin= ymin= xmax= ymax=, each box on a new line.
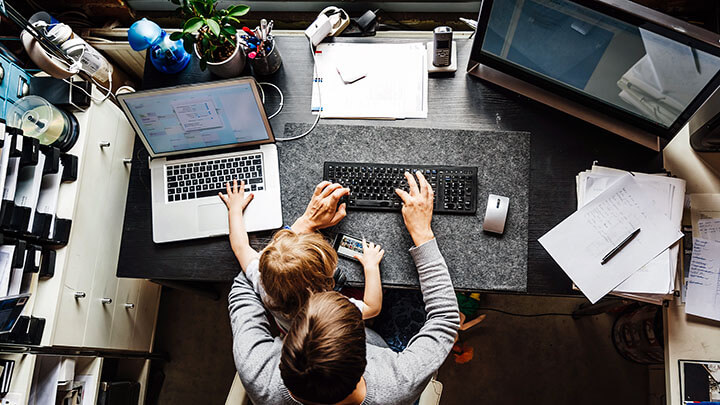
xmin=333 ymin=233 xmax=367 ymax=261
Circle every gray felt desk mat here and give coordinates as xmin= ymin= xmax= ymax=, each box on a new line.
xmin=278 ymin=123 xmax=530 ymax=292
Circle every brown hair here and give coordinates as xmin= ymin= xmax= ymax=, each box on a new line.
xmin=259 ymin=229 xmax=337 ymax=319
xmin=280 ymin=291 xmax=366 ymax=404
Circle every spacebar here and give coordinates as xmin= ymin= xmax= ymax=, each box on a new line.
xmin=196 ymin=189 xmax=222 ymax=198
xmin=354 ymin=200 xmax=391 ymax=208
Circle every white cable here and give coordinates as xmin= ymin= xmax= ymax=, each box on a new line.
xmin=274 ymin=39 xmax=322 ymax=142
xmin=258 ymin=82 xmax=284 ymax=119
xmin=115 ymin=85 xmax=136 ymax=96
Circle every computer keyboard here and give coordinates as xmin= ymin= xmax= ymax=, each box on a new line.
xmin=165 ymin=153 xmax=265 ymax=202
xmin=324 ymin=162 xmax=478 ymax=214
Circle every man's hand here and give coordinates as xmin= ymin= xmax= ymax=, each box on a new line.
xmin=291 ymin=181 xmax=349 ymax=234
xmin=395 ymin=172 xmax=435 ymax=247
xmin=219 ymin=180 xmax=254 ymax=214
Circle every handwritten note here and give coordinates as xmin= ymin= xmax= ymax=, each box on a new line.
xmin=539 ymin=174 xmax=683 ymax=303
xmin=686 ymin=238 xmax=720 ymax=322
xmin=698 ymin=218 xmax=720 ymax=242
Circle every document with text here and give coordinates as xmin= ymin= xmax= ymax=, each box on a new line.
xmin=540 ymin=174 xmax=683 ymax=303
xmin=686 ymin=238 xmax=720 ymax=322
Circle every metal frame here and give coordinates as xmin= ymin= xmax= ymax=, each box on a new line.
xmin=467 ymin=0 xmax=720 ymax=149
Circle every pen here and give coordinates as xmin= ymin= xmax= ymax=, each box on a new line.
xmin=260 ymin=18 xmax=268 ymax=38
xmin=600 ymin=228 xmax=641 ymax=265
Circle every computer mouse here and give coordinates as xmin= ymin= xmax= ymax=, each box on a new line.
xmin=482 ymin=194 xmax=509 ymax=234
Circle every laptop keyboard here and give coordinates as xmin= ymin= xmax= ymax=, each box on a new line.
xmin=165 ymin=153 xmax=265 ymax=202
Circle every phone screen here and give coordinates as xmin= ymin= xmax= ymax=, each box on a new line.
xmin=336 ymin=234 xmax=364 ymax=259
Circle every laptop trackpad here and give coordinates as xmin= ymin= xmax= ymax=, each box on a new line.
xmin=198 ymin=203 xmax=228 ymax=231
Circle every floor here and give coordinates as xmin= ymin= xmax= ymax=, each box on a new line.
xmin=148 ymin=285 xmax=661 ymax=405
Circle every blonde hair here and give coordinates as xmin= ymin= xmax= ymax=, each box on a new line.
xmin=259 ymin=229 xmax=337 ymax=318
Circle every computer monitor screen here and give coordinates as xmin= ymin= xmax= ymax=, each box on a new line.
xmin=120 ymin=80 xmax=272 ymax=156
xmin=473 ymin=0 xmax=720 ymax=137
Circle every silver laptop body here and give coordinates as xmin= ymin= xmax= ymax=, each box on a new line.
xmin=118 ymin=78 xmax=282 ymax=243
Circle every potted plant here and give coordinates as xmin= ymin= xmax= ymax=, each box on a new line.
xmin=169 ymin=0 xmax=249 ymax=77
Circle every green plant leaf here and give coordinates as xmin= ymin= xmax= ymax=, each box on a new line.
xmin=222 ymin=26 xmax=236 ymax=35
xmin=169 ymin=31 xmax=184 ymax=41
xmin=183 ymin=36 xmax=194 ymax=54
xmin=206 ymin=19 xmax=221 ymax=36
xmin=201 ymin=36 xmax=210 ymax=52
xmin=183 ymin=16 xmax=203 ymax=33
xmin=227 ymin=4 xmax=249 ymax=17
xmin=226 ymin=16 xmax=240 ymax=24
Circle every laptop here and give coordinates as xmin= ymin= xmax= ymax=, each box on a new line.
xmin=118 ymin=77 xmax=283 ymax=243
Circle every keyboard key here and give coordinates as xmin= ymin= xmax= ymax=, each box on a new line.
xmin=249 ymin=178 xmax=262 ymax=184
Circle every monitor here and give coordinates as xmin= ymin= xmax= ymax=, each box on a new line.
xmin=468 ymin=0 xmax=720 ymax=150
xmin=118 ymin=78 xmax=274 ymax=158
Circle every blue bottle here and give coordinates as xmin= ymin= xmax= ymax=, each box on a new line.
xmin=128 ymin=18 xmax=191 ymax=74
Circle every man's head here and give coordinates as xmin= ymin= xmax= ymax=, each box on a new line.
xmin=280 ymin=291 xmax=367 ymax=404
xmin=260 ymin=229 xmax=337 ymax=318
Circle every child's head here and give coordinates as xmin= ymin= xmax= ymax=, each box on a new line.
xmin=259 ymin=229 xmax=338 ymax=318
xmin=280 ymin=291 xmax=366 ymax=404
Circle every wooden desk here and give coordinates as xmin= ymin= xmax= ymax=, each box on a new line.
xmin=117 ymin=31 xmax=662 ymax=295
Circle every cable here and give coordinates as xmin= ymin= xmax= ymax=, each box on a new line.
xmin=475 ymin=307 xmax=598 ymax=318
xmin=258 ymin=82 xmax=284 ymax=119
xmin=115 ymin=85 xmax=136 ymax=96
xmin=274 ymin=39 xmax=322 ymax=142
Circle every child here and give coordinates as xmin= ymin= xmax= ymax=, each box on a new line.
xmin=219 ymin=180 xmax=384 ymax=332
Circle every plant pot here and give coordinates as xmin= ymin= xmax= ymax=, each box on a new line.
xmin=194 ymin=33 xmax=246 ymax=78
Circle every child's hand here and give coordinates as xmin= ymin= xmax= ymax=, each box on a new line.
xmin=354 ymin=239 xmax=385 ymax=270
xmin=219 ymin=180 xmax=254 ymax=214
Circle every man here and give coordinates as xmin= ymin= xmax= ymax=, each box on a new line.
xmin=228 ymin=172 xmax=460 ymax=404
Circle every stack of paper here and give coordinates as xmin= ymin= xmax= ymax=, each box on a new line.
xmin=539 ymin=166 xmax=685 ymax=304
xmin=576 ymin=166 xmax=686 ymax=304
xmin=310 ymin=42 xmax=428 ymax=119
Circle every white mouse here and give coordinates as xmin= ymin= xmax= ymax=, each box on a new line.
xmin=482 ymin=194 xmax=509 ymax=234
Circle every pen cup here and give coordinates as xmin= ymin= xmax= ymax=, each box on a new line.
xmin=249 ymin=38 xmax=282 ymax=76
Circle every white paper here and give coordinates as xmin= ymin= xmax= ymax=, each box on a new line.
xmin=540 ymin=174 xmax=683 ymax=303
xmin=29 ymin=356 xmax=60 ymax=405
xmin=311 ymin=42 xmax=428 ymax=119
xmin=577 ymin=167 xmax=685 ymax=295
xmin=2 ymin=158 xmax=19 ymax=201
xmin=0 ymin=143 xmax=12 ymax=202
xmin=0 ymin=246 xmax=13 ymax=297
xmin=14 ymin=153 xmax=46 ymax=231
xmin=7 ymin=268 xmax=22 ymax=297
xmin=686 ymin=238 xmax=720 ymax=321
xmin=74 ymin=373 xmax=99 ymax=405
xmin=698 ymin=218 xmax=720 ymax=242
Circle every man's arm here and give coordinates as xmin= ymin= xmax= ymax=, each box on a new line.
xmin=389 ymin=172 xmax=460 ymax=401
xmin=228 ymin=271 xmax=285 ymax=403
xmin=395 ymin=239 xmax=459 ymax=389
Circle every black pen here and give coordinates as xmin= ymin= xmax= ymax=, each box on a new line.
xmin=601 ymin=228 xmax=641 ymax=265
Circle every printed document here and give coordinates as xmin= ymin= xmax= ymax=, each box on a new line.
xmin=311 ymin=42 xmax=428 ymax=119
xmin=540 ymin=174 xmax=683 ymax=303
xmin=686 ymin=238 xmax=720 ymax=322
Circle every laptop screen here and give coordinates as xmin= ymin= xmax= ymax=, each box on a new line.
xmin=120 ymin=79 xmax=273 ymax=157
